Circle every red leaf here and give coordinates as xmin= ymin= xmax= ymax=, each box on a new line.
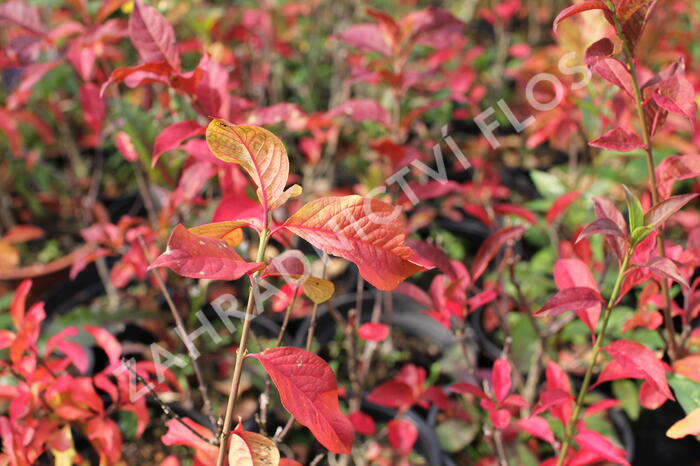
xmin=489 ymin=408 xmax=511 ymax=429
xmin=10 ymin=279 xmax=32 ymax=327
xmin=546 ymin=191 xmax=580 ymax=224
xmin=191 ymin=54 xmax=230 ymax=118
xmin=604 ymin=340 xmax=674 ymax=401
xmin=115 ymin=132 xmax=139 ymax=162
xmin=536 ymin=287 xmax=603 ymax=317
xmin=593 ymin=197 xmax=628 ymax=262
xmin=337 ymin=23 xmax=391 ymax=57
xmin=545 ymin=362 xmax=572 ymax=425
xmin=3 ymin=225 xmax=43 ymax=243
xmin=79 ymin=83 xmax=106 ymax=140
xmin=518 ymin=416 xmax=555 ymax=443
xmin=584 ymin=399 xmax=620 ymax=417
xmin=161 ymin=418 xmax=216 ymax=466
xmin=282 ymin=195 xmax=428 ymax=291
xmin=348 ymin=411 xmax=376 ymax=436
xmin=367 ymin=380 xmax=415 ymax=411
xmin=326 ymin=99 xmax=392 ymax=127
xmin=546 ymin=361 xmax=572 ymax=394
xmin=402 ymin=7 xmax=464 ymax=48
xmin=652 ymin=75 xmax=697 ymax=123
xmin=249 ymin=347 xmax=354 ymax=454
xmin=533 ymin=389 xmax=574 ymax=418
xmin=46 ymin=327 xmax=88 ymax=373
xmin=451 ymin=382 xmax=488 ymax=400
xmin=644 ymin=194 xmax=698 ymax=230
xmin=591 ymin=58 xmax=635 ymax=97
xmin=577 ymin=218 xmax=627 ymax=243
xmin=84 ymin=325 xmax=121 ymax=368
xmin=395 ymin=281 xmax=433 ymax=308
xmin=595 ymin=359 xmax=645 ymax=388
xmin=493 ymin=203 xmax=537 ymax=224
xmin=407 ymin=239 xmax=461 ymax=279
xmin=639 ymin=379 xmax=668 ymax=410
xmin=387 ymin=419 xmax=417 ymax=457
xmin=554 ymin=258 xmax=601 ymax=333
xmin=492 ymin=358 xmax=511 ymax=405
xmin=279 ymin=460 xmax=304 ymax=466
xmin=471 ymin=226 xmax=525 ymax=281
xmin=128 ymin=0 xmax=180 ymax=70
xmin=593 ymin=197 xmax=627 ymax=231
xmin=584 ymin=38 xmax=614 ymax=66
xmin=100 ymin=62 xmax=174 ymax=97
xmin=357 ymin=322 xmax=390 ymax=342
xmin=589 ymin=127 xmax=644 ymax=152
xmin=643 ymin=256 xmax=689 ymax=290
xmin=553 ymin=1 xmax=610 ymax=31
xmin=575 ymin=429 xmax=630 ymax=466
xmin=0 ymin=0 xmax=45 ymax=36
xmin=148 ymin=224 xmax=264 ymax=281
xmin=620 ymin=1 xmax=656 ymax=55
xmin=152 ymin=121 xmax=203 ymax=165
xmin=655 ymin=154 xmax=700 ymax=199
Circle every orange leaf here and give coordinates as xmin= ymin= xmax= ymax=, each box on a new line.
xmin=281 ymin=195 xmax=427 ymax=290
xmin=666 ymin=407 xmax=700 ymax=439
xmin=188 ymin=221 xmax=249 ymax=248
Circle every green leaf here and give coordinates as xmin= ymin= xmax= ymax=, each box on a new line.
xmin=623 ymin=185 xmax=644 ymax=234
xmin=436 ymin=420 xmax=478 ymax=452
xmin=118 ymin=410 xmax=139 ymax=439
xmin=612 ymin=380 xmax=640 ymax=420
xmin=631 ymin=225 xmax=653 ymax=244
xmin=668 ymin=374 xmax=700 ymax=415
xmin=530 ymin=170 xmax=566 ymax=198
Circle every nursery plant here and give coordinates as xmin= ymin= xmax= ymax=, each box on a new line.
xmin=1 ymin=0 xmax=699 ymax=465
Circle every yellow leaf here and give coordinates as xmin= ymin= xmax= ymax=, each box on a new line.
xmin=302 ymin=276 xmax=335 ymax=304
xmin=0 ymin=239 xmax=19 ymax=271
xmin=239 ymin=431 xmax=280 ymax=466
xmin=50 ymin=425 xmax=77 ymax=466
xmin=666 ymin=406 xmax=700 ymax=439
xmin=269 ymin=184 xmax=302 ymax=211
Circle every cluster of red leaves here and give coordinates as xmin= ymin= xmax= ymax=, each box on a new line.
xmin=0 ymin=280 xmax=179 ymax=465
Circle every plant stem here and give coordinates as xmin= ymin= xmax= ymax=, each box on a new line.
xmin=556 ymin=249 xmax=632 ymax=466
xmin=606 ymin=0 xmax=678 ymax=360
xmin=215 ymin=228 xmax=270 ymax=466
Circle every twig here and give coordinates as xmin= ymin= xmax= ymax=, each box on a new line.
xmin=119 ymin=358 xmax=216 ymax=445
xmin=508 ymin=262 xmax=546 ymax=407
xmin=137 ymin=233 xmax=215 ymax=427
